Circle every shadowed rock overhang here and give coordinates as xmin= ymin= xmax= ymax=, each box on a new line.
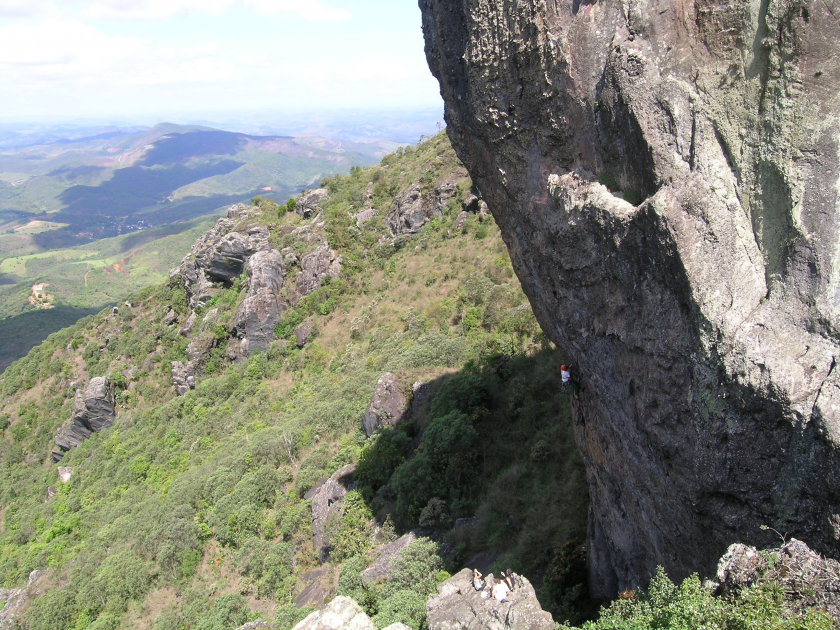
xmin=419 ymin=0 xmax=840 ymax=598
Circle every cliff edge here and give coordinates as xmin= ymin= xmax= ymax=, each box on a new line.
xmin=419 ymin=0 xmax=840 ymax=597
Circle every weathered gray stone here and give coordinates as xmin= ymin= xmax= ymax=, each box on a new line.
xmin=355 ymin=208 xmax=376 ymax=228
xmin=295 ymin=319 xmax=312 ymax=349
xmin=296 ymin=244 xmax=341 ymax=297
xmin=361 ymin=373 xmax=406 ymax=437
xmin=292 ymin=596 xmax=373 ymax=630
xmin=57 ymin=467 xmax=72 ymax=483
xmin=426 ymin=568 xmax=553 ymax=630
xmin=296 ymin=189 xmax=330 ymax=219
xmin=360 ymin=533 xmax=417 ymax=586
xmin=420 ymin=0 xmax=840 ymax=598
xmin=0 ymin=570 xmax=49 ymax=630
xmin=171 ymin=361 xmax=196 ymax=396
xmin=715 ymin=538 xmax=840 ymax=619
xmin=176 ymin=204 xmax=270 ymax=308
xmin=311 ymin=465 xmax=357 ymax=563
xmin=162 ymin=309 xmax=177 ymax=326
xmin=387 ymin=173 xmax=466 ymax=237
xmin=53 ymin=377 xmax=116 ymax=457
xmin=232 ymin=249 xmax=286 ymax=356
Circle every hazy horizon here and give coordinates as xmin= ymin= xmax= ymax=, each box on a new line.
xmin=0 ymin=0 xmax=442 ymax=120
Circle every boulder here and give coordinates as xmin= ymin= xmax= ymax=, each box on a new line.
xmin=178 ymin=311 xmax=196 ymax=337
xmin=236 ymin=622 xmax=274 ymax=630
xmin=361 ymin=373 xmax=406 ymax=437
xmin=232 ymin=249 xmax=286 ymax=355
xmin=292 ymin=596 xmax=373 ymax=630
xmin=715 ymin=538 xmax=840 ymax=619
xmin=452 ymin=211 xmax=468 ymax=230
xmin=53 ymin=377 xmax=116 ymax=458
xmin=295 ymin=244 xmax=341 ymax=297
xmin=311 ymin=465 xmax=357 ymax=563
xmin=360 ymin=532 xmax=417 ymax=586
xmin=163 ymin=309 xmax=177 ymax=326
xmin=44 ymin=487 xmax=57 ymax=502
xmin=57 ymin=467 xmax=72 ymax=483
xmin=171 ymin=361 xmax=196 ymax=396
xmin=425 ymin=568 xmax=553 ymax=630
xmin=295 ymin=320 xmax=312 ymax=349
xmin=296 ymin=189 xmax=330 ymax=219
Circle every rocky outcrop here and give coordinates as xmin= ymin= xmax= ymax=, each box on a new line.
xmin=715 ymin=538 xmax=840 ymax=619
xmin=171 ymin=361 xmax=196 ymax=396
xmin=292 ymin=596 xmax=371 ymax=630
xmin=361 ymin=373 xmax=407 ymax=437
xmin=311 ymin=465 xmax=357 ymax=563
xmin=420 ymin=0 xmax=840 ymax=597
xmin=174 ymin=204 xmax=269 ymax=308
xmin=296 ymin=243 xmax=341 ymax=297
xmin=360 ymin=532 xmax=417 ymax=586
xmin=57 ymin=467 xmax=72 ymax=483
xmin=53 ymin=377 xmax=116 ymax=461
xmin=232 ymin=249 xmax=286 ymax=356
xmin=0 ymin=570 xmax=48 ymax=629
xmin=425 ymin=568 xmax=553 ymax=630
xmin=386 ymin=173 xmax=464 ymax=237
xmin=296 ymin=189 xmax=329 ymax=219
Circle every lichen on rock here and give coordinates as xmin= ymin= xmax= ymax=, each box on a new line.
xmin=419 ymin=0 xmax=840 ymax=598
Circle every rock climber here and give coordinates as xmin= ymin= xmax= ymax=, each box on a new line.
xmin=561 ymin=364 xmax=571 ymax=391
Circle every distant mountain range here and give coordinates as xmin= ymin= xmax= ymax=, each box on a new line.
xmin=0 ymin=122 xmax=399 ymax=369
xmin=0 ymin=123 xmax=395 ymax=250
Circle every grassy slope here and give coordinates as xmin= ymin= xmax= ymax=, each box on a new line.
xmin=0 ymin=217 xmax=218 ymax=372
xmin=0 ymin=134 xmax=589 ymax=630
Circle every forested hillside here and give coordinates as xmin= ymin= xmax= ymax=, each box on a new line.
xmin=0 ymin=133 xmax=590 ymax=630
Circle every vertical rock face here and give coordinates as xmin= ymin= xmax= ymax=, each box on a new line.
xmin=419 ymin=0 xmax=840 ymax=597
xmin=53 ymin=377 xmax=116 ymax=459
xmin=232 ymin=249 xmax=286 ymax=354
xmin=361 ymin=373 xmax=407 ymax=437
xmin=311 ymin=464 xmax=357 ymax=563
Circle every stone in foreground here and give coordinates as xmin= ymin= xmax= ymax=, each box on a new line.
xmin=426 ymin=568 xmax=553 ymax=630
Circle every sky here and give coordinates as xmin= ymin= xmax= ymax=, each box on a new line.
xmin=0 ymin=0 xmax=443 ymax=122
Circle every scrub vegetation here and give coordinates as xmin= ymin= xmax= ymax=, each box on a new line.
xmin=0 ymin=133 xmax=589 ymax=629
xmin=0 ymin=132 xmax=819 ymax=629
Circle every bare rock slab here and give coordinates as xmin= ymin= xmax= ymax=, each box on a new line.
xmin=361 ymin=373 xmax=407 ymax=436
xmin=426 ymin=568 xmax=553 ymax=630
xmin=311 ymin=465 xmax=357 ymax=563
xmin=53 ymin=377 xmax=116 ymax=460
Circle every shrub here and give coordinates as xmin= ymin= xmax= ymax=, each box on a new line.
xmin=356 ymin=429 xmax=411 ymax=492
xmin=275 ymin=602 xmax=317 ymax=630
xmin=24 ymin=588 xmax=77 ymax=630
xmin=418 ymin=498 xmax=452 ymax=530
xmin=195 ymin=593 xmax=250 ymax=630
xmin=371 ymin=590 xmax=427 ymax=630
xmin=391 ymin=411 xmax=478 ymax=523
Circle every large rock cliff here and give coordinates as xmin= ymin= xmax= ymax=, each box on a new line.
xmin=419 ymin=0 xmax=840 ymax=597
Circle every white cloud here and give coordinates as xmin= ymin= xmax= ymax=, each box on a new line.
xmin=0 ymin=16 xmax=440 ymax=118
xmin=0 ymin=0 xmax=351 ymax=22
